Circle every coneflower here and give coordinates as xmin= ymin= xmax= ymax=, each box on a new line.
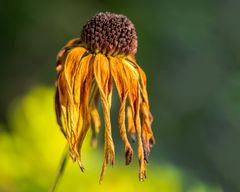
xmin=55 ymin=12 xmax=155 ymax=182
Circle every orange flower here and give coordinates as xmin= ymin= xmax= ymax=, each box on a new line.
xmin=55 ymin=12 xmax=155 ymax=182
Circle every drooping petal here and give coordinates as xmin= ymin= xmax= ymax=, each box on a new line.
xmin=65 ymin=47 xmax=88 ymax=92
xmin=56 ymin=45 xmax=94 ymax=169
xmin=127 ymin=106 xmax=136 ymax=142
xmin=93 ymin=53 xmax=114 ymax=182
xmin=137 ymin=65 xmax=155 ymax=161
xmin=122 ymin=58 xmax=139 ymax=140
xmin=57 ymin=73 xmax=71 ymax=141
xmin=134 ymin=90 xmax=147 ymax=181
xmin=141 ymin=102 xmax=154 ymax=161
xmin=71 ymin=54 xmax=93 ymax=169
xmin=56 ymin=46 xmax=88 ymax=140
xmin=55 ymin=87 xmax=65 ymax=137
xmin=65 ymin=52 xmax=90 ymax=154
xmin=109 ymin=56 xmax=133 ymax=165
xmin=122 ymin=57 xmax=150 ymax=181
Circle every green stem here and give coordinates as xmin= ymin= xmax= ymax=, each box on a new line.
xmin=49 ymin=144 xmax=69 ymax=192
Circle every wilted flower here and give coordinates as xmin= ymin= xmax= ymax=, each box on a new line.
xmin=55 ymin=12 xmax=155 ymax=181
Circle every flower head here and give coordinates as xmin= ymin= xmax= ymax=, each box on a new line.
xmin=55 ymin=12 xmax=155 ymax=182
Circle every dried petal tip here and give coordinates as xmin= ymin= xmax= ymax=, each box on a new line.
xmin=81 ymin=12 xmax=137 ymax=56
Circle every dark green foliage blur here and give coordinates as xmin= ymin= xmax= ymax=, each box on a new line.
xmin=0 ymin=0 xmax=239 ymax=191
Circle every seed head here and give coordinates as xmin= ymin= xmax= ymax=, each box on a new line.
xmin=80 ymin=12 xmax=137 ymax=56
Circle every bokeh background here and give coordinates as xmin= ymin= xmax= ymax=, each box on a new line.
xmin=0 ymin=0 xmax=239 ymax=191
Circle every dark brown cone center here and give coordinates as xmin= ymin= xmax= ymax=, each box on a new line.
xmin=81 ymin=12 xmax=138 ymax=56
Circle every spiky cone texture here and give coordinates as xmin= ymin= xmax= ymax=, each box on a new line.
xmin=55 ymin=12 xmax=155 ymax=182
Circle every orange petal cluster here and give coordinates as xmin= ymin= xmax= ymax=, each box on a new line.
xmin=55 ymin=13 xmax=154 ymax=182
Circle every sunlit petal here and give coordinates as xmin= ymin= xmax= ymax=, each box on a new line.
xmin=93 ymin=54 xmax=115 ymax=182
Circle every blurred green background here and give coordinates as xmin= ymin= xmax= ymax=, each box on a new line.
xmin=0 ymin=0 xmax=239 ymax=191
